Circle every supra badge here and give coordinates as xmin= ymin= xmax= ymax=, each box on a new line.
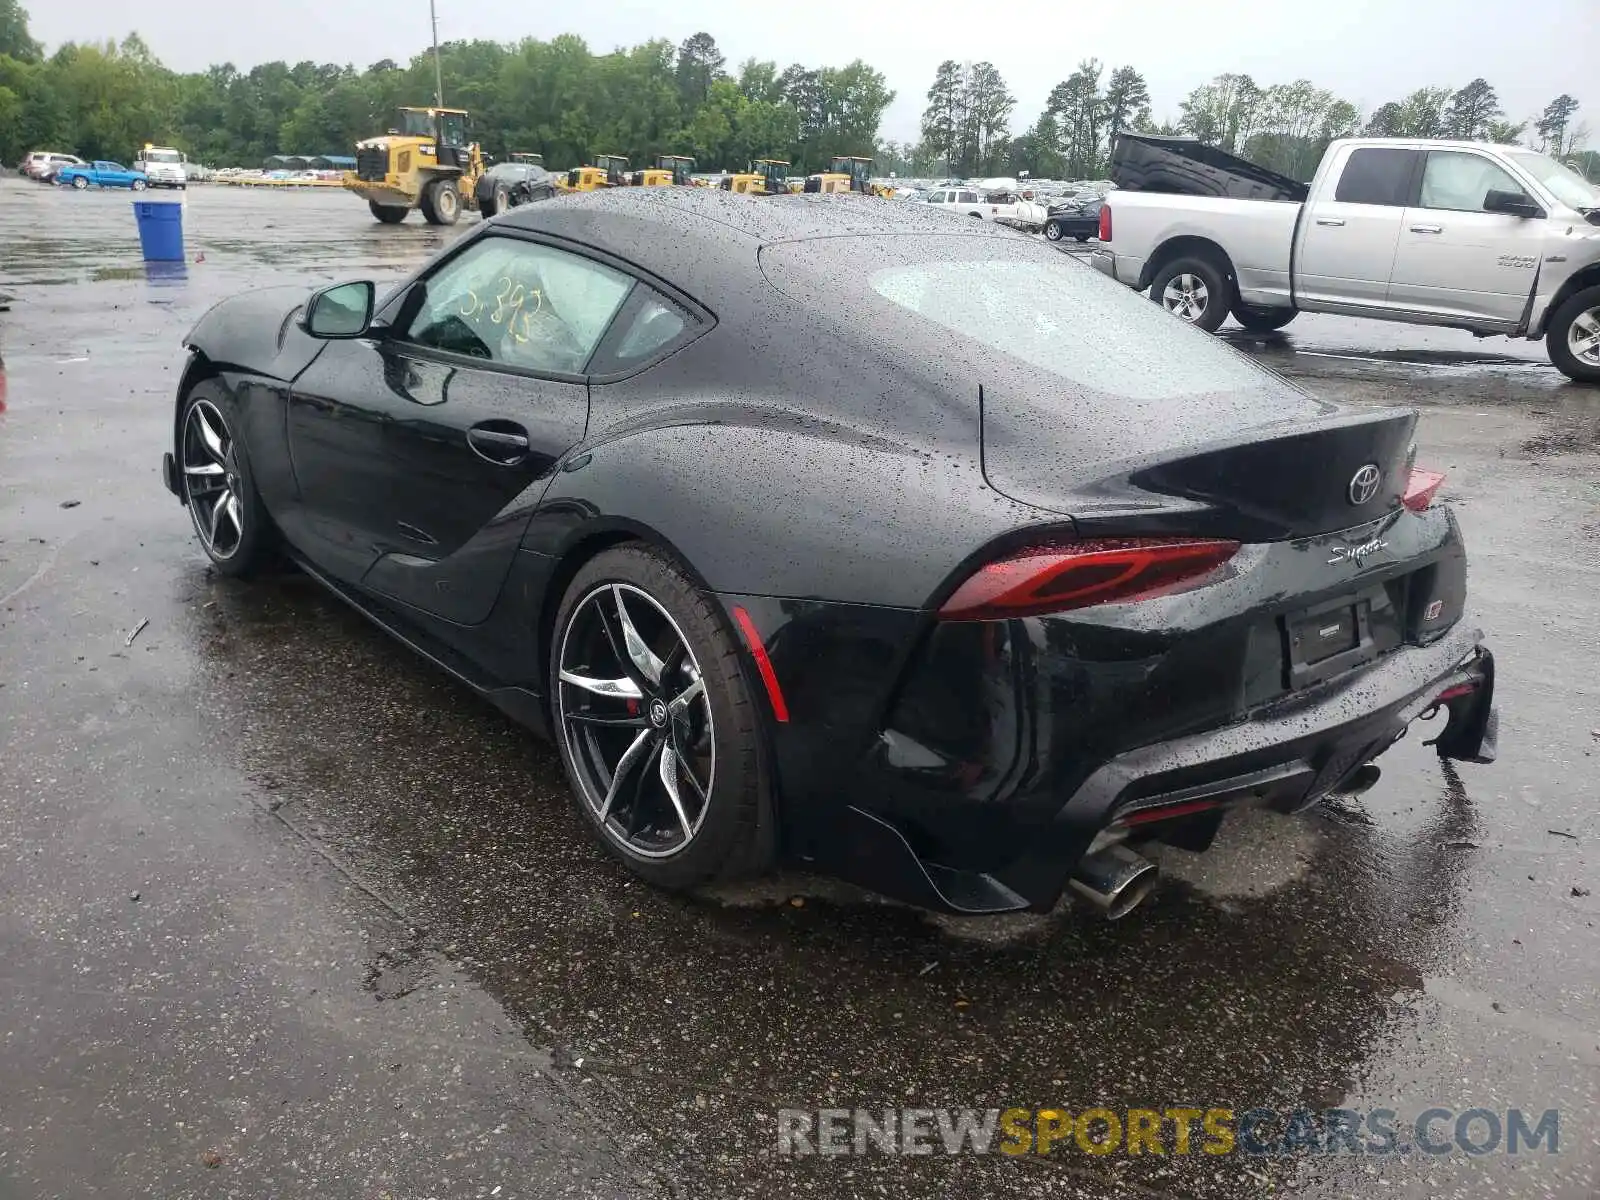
xmin=1329 ymin=538 xmax=1387 ymax=565
xmin=1348 ymin=464 xmax=1382 ymax=506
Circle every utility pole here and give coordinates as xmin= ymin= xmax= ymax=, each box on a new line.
xmin=430 ymin=0 xmax=444 ymax=107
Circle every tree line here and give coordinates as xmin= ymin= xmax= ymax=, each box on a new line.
xmin=910 ymin=59 xmax=1593 ymax=183
xmin=0 ymin=2 xmax=892 ymax=172
xmin=2 ymin=0 xmax=1592 ymax=186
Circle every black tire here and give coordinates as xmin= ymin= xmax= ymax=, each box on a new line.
xmin=176 ymin=380 xmax=276 ymax=577
xmin=1044 ymin=219 xmax=1064 ymax=242
xmin=131 ymin=179 xmax=146 ymax=191
xmin=72 ymin=176 xmax=88 ymax=190
xmin=549 ymin=543 xmax=772 ymax=890
xmin=1545 ymin=284 xmax=1600 ymax=384
xmin=419 ymin=178 xmax=461 ymax=226
xmin=1074 ymin=234 xmax=1090 ymax=243
xmin=369 ymin=201 xmax=407 ymax=224
xmin=1232 ymin=303 xmax=1299 ymax=333
xmin=1149 ymin=255 xmax=1234 ymax=334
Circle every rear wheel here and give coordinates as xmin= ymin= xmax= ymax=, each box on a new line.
xmin=1545 ymin=284 xmax=1600 ymax=384
xmin=131 ymin=179 xmax=146 ymax=191
xmin=1150 ymin=256 xmax=1233 ymax=333
xmin=177 ymin=382 xmax=276 ymax=577
xmin=369 ymin=201 xmax=407 ymax=224
xmin=550 ymin=544 xmax=771 ymax=890
xmin=419 ymin=178 xmax=461 ymax=225
xmin=1074 ymin=234 xmax=1090 ymax=243
xmin=1232 ymin=303 xmax=1299 ymax=333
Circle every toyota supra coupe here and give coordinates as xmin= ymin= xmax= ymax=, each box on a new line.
xmin=162 ymin=189 xmax=1498 ymax=919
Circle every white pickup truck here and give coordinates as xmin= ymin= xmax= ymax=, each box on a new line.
xmin=1092 ymin=134 xmax=1600 ymax=382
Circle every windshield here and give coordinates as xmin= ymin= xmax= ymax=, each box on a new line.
xmin=145 ymin=150 xmax=182 ymax=164
xmin=1506 ymin=151 xmax=1600 ymax=211
xmin=396 ymin=110 xmax=435 ymax=137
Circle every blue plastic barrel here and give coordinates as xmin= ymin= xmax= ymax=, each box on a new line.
xmin=132 ymin=200 xmax=185 ymax=262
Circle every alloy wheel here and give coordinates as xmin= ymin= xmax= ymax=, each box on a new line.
xmin=180 ymin=398 xmax=245 ymax=560
xmin=1162 ymin=273 xmax=1209 ymax=322
xmin=557 ymin=583 xmax=715 ymax=860
xmin=1568 ymin=305 xmax=1600 ymax=367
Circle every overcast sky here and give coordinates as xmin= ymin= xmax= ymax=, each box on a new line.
xmin=29 ymin=0 xmax=1600 ymax=145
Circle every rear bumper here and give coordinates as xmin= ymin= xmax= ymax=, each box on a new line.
xmin=1090 ymin=247 xmax=1145 ymax=288
xmin=812 ymin=623 xmax=1496 ymax=915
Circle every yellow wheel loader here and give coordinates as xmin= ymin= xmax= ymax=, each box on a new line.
xmin=720 ymin=159 xmax=791 ymax=196
xmin=344 ymin=107 xmax=486 ymax=226
xmin=803 ymin=155 xmax=883 ymax=195
xmin=560 ymin=154 xmax=630 ymax=191
xmin=630 ymin=155 xmax=696 ymax=186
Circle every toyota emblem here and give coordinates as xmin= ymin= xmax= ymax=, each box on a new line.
xmin=1347 ymin=464 xmax=1381 ymax=506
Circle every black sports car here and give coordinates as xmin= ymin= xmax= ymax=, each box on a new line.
xmin=1044 ymin=196 xmax=1104 ymax=242
xmin=476 ymin=161 xmax=557 ymax=218
xmin=162 ymin=189 xmax=1498 ymax=919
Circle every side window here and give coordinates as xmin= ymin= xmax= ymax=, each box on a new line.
xmin=402 ymin=236 xmax=633 ymax=374
xmin=589 ymin=287 xmax=702 ymax=375
xmin=1333 ymin=148 xmax=1418 ymax=206
xmin=1419 ymin=151 xmax=1523 ymax=212
xmin=960 ymin=190 xmax=980 ymax=204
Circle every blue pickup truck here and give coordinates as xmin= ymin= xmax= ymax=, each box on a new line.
xmin=56 ymin=161 xmax=149 ymax=191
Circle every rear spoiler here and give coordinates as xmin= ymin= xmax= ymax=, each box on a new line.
xmin=1109 ymin=133 xmax=1309 ymax=203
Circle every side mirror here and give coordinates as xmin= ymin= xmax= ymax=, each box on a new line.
xmin=1483 ymin=189 xmax=1545 ymax=219
xmin=303 ymin=280 xmax=375 ymax=338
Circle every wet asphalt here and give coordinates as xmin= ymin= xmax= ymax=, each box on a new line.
xmin=0 ymin=178 xmax=1596 ymax=1200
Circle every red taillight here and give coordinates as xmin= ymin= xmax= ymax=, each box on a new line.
xmin=939 ymin=538 xmax=1240 ymax=621
xmin=1436 ymin=681 xmax=1476 ymax=702
xmin=1098 ymin=204 xmax=1112 ymax=242
xmin=1402 ymin=467 xmax=1445 ymax=512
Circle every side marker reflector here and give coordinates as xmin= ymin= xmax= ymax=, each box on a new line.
xmin=731 ymin=605 xmax=789 ymax=723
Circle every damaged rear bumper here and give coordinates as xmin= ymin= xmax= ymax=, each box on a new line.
xmin=824 ymin=624 xmax=1497 ymax=915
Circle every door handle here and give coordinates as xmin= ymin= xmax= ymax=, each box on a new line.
xmin=467 ymin=423 xmax=530 ymax=465
xmin=1315 ymin=217 xmax=1345 ymax=227
xmin=1410 ymin=224 xmax=1443 ymax=234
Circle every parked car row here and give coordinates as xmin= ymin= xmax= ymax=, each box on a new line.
xmin=17 ymin=151 xmax=85 ymax=183
xmin=15 ymin=149 xmax=154 ymax=190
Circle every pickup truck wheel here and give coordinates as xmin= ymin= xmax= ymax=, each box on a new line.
xmin=1232 ymin=304 xmax=1298 ymax=333
xmin=1151 ymin=257 xmax=1233 ymax=333
xmin=1546 ymin=285 xmax=1600 ymax=383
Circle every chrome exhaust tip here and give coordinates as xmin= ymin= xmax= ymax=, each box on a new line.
xmin=1067 ymin=844 xmax=1159 ymax=920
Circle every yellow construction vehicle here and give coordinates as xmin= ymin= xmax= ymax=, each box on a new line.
xmin=561 ymin=154 xmax=630 ymax=191
xmin=507 ymin=152 xmax=545 ymax=168
xmin=630 ymin=155 xmax=696 ymax=186
xmin=344 ymin=106 xmax=485 ymax=225
xmin=803 ymin=155 xmax=884 ymax=195
xmin=720 ymin=158 xmax=791 ymax=196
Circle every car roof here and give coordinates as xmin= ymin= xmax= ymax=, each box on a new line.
xmin=499 ymin=188 xmax=1014 ymax=288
